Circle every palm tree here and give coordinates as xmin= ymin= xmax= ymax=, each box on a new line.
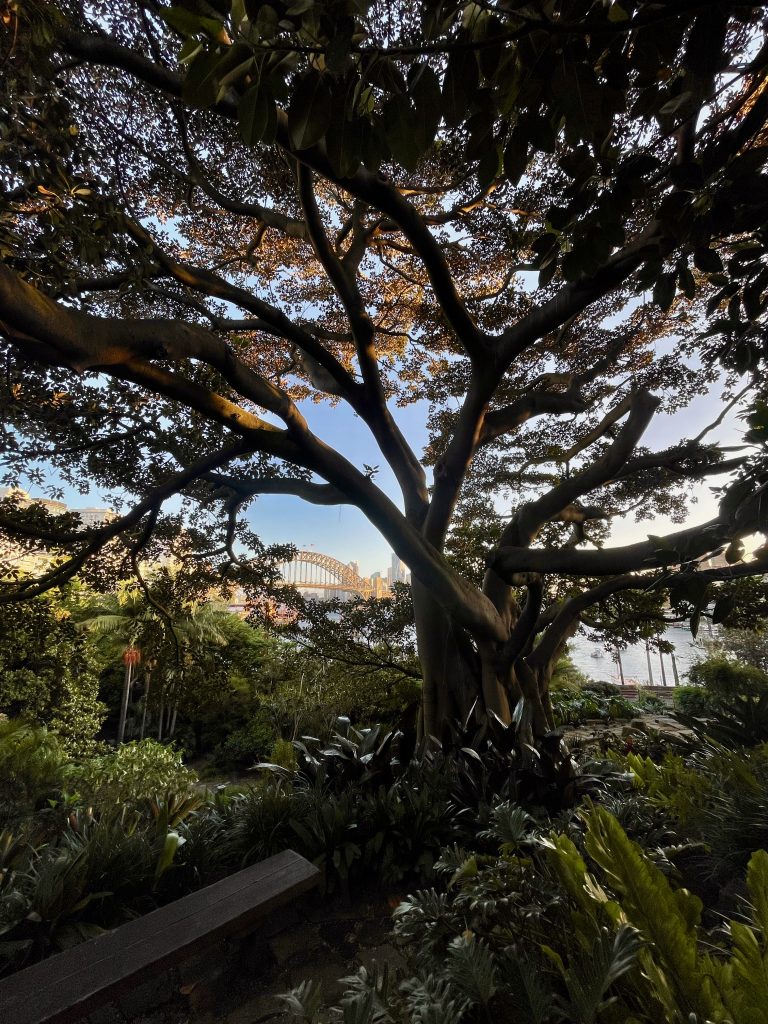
xmin=77 ymin=579 xmax=230 ymax=744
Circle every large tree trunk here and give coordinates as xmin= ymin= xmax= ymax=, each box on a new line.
xmin=411 ymin=578 xmax=480 ymax=738
xmin=413 ymin=569 xmax=561 ymax=743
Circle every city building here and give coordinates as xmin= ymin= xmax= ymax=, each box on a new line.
xmin=0 ymin=488 xmax=115 ymax=577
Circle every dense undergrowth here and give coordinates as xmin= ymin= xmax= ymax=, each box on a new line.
xmin=1 ymin=667 xmax=768 ymax=1023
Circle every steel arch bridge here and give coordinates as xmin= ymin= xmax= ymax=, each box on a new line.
xmin=279 ymin=550 xmax=374 ymax=598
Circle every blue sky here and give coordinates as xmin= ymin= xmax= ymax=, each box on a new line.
xmin=253 ymin=377 xmax=745 ymax=576
xmin=28 ymin=371 xmax=747 ymax=579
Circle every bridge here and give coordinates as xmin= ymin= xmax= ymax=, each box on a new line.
xmin=278 ymin=550 xmax=376 ymax=598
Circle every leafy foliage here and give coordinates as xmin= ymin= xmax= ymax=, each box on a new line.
xmin=0 ymin=592 xmax=105 ymax=752
xmin=0 ymin=719 xmax=68 ymax=828
xmin=67 ymin=740 xmax=198 ymax=806
xmin=2 ymin=0 xmax=768 ymax=742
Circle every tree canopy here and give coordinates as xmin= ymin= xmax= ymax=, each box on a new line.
xmin=2 ymin=0 xmax=768 ymax=738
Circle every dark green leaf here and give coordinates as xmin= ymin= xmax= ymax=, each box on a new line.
xmin=503 ymin=129 xmax=528 ymax=184
xmin=409 ymin=64 xmax=441 ymax=155
xmin=288 ymin=71 xmax=333 ymax=150
xmin=238 ymin=82 xmax=277 ymax=146
xmin=183 ymin=50 xmax=223 ymax=109
xmin=693 ymin=246 xmax=724 ymax=274
xmin=442 ymin=50 xmax=478 ymax=128
xmin=161 ymin=7 xmax=223 ymax=38
xmin=477 ymin=143 xmax=502 ymax=191
xmin=382 ymin=95 xmax=421 ymax=171
xmin=653 ymin=271 xmax=676 ymax=311
xmin=325 ymin=108 xmax=363 ymax=178
xmin=712 ymin=592 xmax=737 ymax=625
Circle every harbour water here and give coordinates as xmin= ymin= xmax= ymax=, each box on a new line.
xmin=568 ymin=623 xmax=716 ymax=688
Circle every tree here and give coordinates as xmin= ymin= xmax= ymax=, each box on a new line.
xmin=2 ymin=1 xmax=768 ymax=740
xmin=78 ymin=571 xmax=232 ymax=741
xmin=0 ymin=589 xmax=105 ymax=752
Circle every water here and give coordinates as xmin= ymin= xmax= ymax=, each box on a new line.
xmin=568 ymin=623 xmax=715 ymax=688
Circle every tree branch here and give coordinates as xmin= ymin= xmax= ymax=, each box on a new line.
xmin=501 ymin=388 xmax=660 ymax=550
xmin=493 ymin=517 xmax=729 ymax=580
xmin=204 ymin=473 xmax=348 ymax=506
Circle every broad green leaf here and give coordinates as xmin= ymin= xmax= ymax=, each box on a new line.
xmin=503 ymin=129 xmax=528 ymax=183
xmin=239 ymin=82 xmax=277 ymax=145
xmin=652 ymin=271 xmax=676 ymax=311
xmin=161 ymin=7 xmax=223 ymax=38
xmin=183 ymin=49 xmax=223 ymax=109
xmin=442 ymin=50 xmax=478 ymax=128
xmin=477 ymin=143 xmax=502 ymax=191
xmin=326 ymin=108 xmax=363 ymax=178
xmin=382 ymin=95 xmax=421 ymax=172
xmin=288 ymin=70 xmax=333 ymax=150
xmin=409 ymin=63 xmax=441 ymax=154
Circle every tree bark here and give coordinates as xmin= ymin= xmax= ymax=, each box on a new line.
xmin=411 ymin=578 xmax=479 ymax=738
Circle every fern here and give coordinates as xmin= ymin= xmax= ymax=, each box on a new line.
xmin=445 ymin=933 xmax=497 ymax=1006
xmin=433 ymin=844 xmax=472 ymax=876
xmin=556 ymin=924 xmax=644 ymax=1024
xmin=498 ymin=948 xmax=556 ymax=1024
xmin=583 ymin=805 xmax=726 ymax=1023
xmin=722 ymin=848 xmax=768 ymax=1024
xmin=399 ymin=975 xmax=467 ymax=1024
xmin=278 ymin=980 xmax=325 ymax=1023
xmin=392 ymin=889 xmax=455 ymax=956
xmin=338 ymin=963 xmax=394 ymax=1023
xmin=477 ymin=801 xmax=533 ymax=854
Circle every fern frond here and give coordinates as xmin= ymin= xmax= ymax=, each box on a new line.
xmin=584 ymin=805 xmax=727 ymax=1022
xmin=277 ymin=980 xmax=324 ymax=1023
xmin=478 ymin=802 xmax=533 ymax=854
xmin=498 ymin=948 xmax=555 ymax=1024
xmin=445 ymin=934 xmax=497 ymax=1006
xmin=558 ymin=925 xmax=644 ymax=1024
xmin=338 ymin=963 xmax=394 ymax=1023
xmin=399 ymin=975 xmax=467 ymax=1024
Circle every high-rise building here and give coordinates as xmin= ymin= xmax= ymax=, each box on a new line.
xmin=391 ymin=553 xmax=408 ymax=584
xmin=1 ymin=490 xmax=116 ymax=576
xmin=0 ymin=487 xmax=67 ymax=516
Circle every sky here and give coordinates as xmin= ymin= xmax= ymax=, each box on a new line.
xmin=27 ymin=368 xmax=749 ymax=580
xmin=239 ymin=375 xmax=747 ymax=577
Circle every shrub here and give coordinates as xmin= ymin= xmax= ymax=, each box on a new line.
xmin=282 ymin=806 xmax=768 ymax=1024
xmin=0 ymin=718 xmax=68 ymax=826
xmin=673 ymin=684 xmax=713 ymax=717
xmin=688 ymin=655 xmax=768 ymax=699
xmin=69 ymin=740 xmax=197 ymax=806
xmin=269 ymin=738 xmax=298 ymax=772
xmin=0 ymin=593 xmax=106 ymax=754
xmin=551 ymin=689 xmax=641 ymax=726
xmin=213 ymin=710 xmax=275 ymax=768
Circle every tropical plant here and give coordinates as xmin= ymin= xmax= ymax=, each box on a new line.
xmin=677 ymin=655 xmax=768 ymax=746
xmin=78 ymin=576 xmax=233 ymax=743
xmin=0 ymin=719 xmax=68 ymax=828
xmin=282 ymin=805 xmax=768 ymax=1024
xmin=67 ymin=739 xmax=198 ymax=807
